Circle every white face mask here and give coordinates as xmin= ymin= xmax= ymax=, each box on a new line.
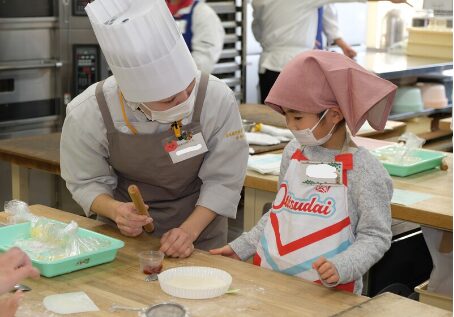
xmin=291 ymin=110 xmax=337 ymax=146
xmin=140 ymin=86 xmax=196 ymax=123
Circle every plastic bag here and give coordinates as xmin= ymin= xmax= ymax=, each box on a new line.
xmin=4 ymin=200 xmax=39 ymax=224
xmin=4 ymin=200 xmax=110 ymax=262
xmin=375 ymin=132 xmax=426 ymax=165
xmin=14 ymin=218 xmax=111 ymax=262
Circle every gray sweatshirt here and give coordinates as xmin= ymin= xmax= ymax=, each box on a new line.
xmin=230 ymin=139 xmax=393 ymax=294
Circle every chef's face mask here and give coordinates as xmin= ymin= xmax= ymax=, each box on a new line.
xmin=140 ymin=84 xmax=196 ymax=124
xmin=290 ymin=110 xmax=337 ymax=146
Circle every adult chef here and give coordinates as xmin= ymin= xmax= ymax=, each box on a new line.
xmin=252 ymin=0 xmax=409 ymax=103
xmin=60 ymin=0 xmax=248 ymax=258
xmin=166 ymin=0 xmax=225 ymax=73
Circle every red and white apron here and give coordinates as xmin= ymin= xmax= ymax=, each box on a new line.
xmin=254 ymin=145 xmax=356 ymax=292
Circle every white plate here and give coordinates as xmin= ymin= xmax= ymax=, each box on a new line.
xmin=158 ymin=266 xmax=232 ymax=299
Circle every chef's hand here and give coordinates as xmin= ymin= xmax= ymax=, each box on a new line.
xmin=0 ymin=291 xmax=24 ymax=317
xmin=209 ymin=245 xmax=241 ymax=260
xmin=0 ymin=247 xmax=40 ymax=294
xmin=312 ymin=256 xmax=340 ymax=284
xmin=114 ymin=202 xmax=153 ymax=237
xmin=160 ymin=228 xmax=194 ymax=258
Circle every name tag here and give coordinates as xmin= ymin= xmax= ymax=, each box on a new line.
xmin=175 ymin=20 xmax=188 ymax=34
xmin=164 ymin=132 xmax=208 ymax=164
xmin=299 ymin=161 xmax=343 ymax=185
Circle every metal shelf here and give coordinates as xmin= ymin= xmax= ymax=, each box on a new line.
xmin=388 ymin=105 xmax=452 ymax=121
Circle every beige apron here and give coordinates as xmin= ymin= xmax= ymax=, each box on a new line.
xmin=94 ymin=73 xmax=227 ymax=250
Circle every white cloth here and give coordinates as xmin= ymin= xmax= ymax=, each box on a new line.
xmin=256 ymin=123 xmax=294 ymax=140
xmin=61 ymin=72 xmax=249 ymax=218
xmin=247 ymin=154 xmax=282 ymax=175
xmin=251 ymin=0 xmax=364 ymax=73
xmin=245 ymin=132 xmax=281 ymax=145
xmin=174 ymin=2 xmax=225 ymax=73
xmin=421 ymin=227 xmax=453 ymax=296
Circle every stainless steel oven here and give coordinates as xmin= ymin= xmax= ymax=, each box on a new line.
xmin=0 ymin=8 xmax=61 ymax=139
xmin=58 ymin=0 xmax=110 ymax=111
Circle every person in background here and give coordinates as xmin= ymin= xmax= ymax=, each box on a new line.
xmin=0 ymin=248 xmax=40 ymax=317
xmin=211 ymin=50 xmax=397 ymax=295
xmin=251 ymin=0 xmax=409 ymax=104
xmin=317 ymin=4 xmax=357 ymax=59
xmin=166 ymin=0 xmax=225 ymax=73
xmin=61 ymin=0 xmax=248 ymax=259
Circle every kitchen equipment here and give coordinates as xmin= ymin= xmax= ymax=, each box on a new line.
xmin=0 ymin=221 xmax=124 ymax=277
xmin=380 ymin=9 xmax=405 ymax=50
xmin=138 ymin=250 xmax=164 ymax=275
xmin=145 ymin=273 xmax=159 ymax=282
xmin=111 ymin=303 xmax=188 ymax=317
xmin=392 ymin=87 xmax=424 ymax=114
xmin=418 ymin=83 xmax=448 ymax=108
xmin=407 ymin=27 xmax=453 ymax=59
xmin=158 ymin=266 xmax=232 ymax=299
xmin=144 ymin=303 xmax=187 ymax=317
xmin=242 ymin=119 xmax=255 ymax=132
xmin=10 ymin=284 xmax=31 ymax=293
xmin=372 ymin=145 xmax=447 ymax=177
xmin=128 ymin=185 xmax=154 ymax=233
xmin=412 ymin=9 xmax=434 ymax=27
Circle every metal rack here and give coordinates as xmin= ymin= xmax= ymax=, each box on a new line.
xmin=206 ymin=0 xmax=245 ymax=102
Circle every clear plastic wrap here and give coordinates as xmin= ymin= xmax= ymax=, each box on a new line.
xmin=4 ymin=200 xmax=111 ymax=262
xmin=374 ymin=132 xmax=426 ymax=165
xmin=4 ymin=200 xmax=39 ymax=224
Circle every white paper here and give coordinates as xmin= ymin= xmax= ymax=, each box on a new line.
xmin=43 ymin=292 xmax=99 ymax=314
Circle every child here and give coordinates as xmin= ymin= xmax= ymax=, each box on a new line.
xmin=210 ymin=50 xmax=397 ymax=295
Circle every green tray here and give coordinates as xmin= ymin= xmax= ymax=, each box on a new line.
xmin=372 ymin=146 xmax=447 ymax=177
xmin=0 ymin=222 xmax=124 ymax=277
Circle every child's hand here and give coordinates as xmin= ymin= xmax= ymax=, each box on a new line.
xmin=209 ymin=245 xmax=241 ymax=260
xmin=312 ymin=256 xmax=339 ymax=284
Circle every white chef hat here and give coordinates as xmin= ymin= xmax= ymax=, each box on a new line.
xmin=85 ymin=0 xmax=197 ymax=102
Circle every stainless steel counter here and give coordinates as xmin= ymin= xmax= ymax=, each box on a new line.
xmin=355 ymin=48 xmax=452 ymax=80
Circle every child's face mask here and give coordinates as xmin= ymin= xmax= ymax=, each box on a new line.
xmin=291 ymin=110 xmax=337 ymax=146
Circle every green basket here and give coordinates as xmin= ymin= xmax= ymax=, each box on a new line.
xmin=372 ymin=146 xmax=447 ymax=177
xmin=0 ymin=222 xmax=124 ymax=277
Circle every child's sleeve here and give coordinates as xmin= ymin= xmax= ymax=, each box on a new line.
xmin=229 ymin=210 xmax=271 ymax=260
xmin=229 ymin=140 xmax=299 ymax=260
xmin=328 ymin=151 xmax=393 ymax=286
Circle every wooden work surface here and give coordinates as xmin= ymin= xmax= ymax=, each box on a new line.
xmin=0 ymin=205 xmax=371 ymax=317
xmin=0 ymin=132 xmax=60 ymax=174
xmin=439 ymin=118 xmax=452 ymax=132
xmin=245 ymin=138 xmax=453 ymax=231
xmin=240 ymin=104 xmax=407 ymax=139
xmin=332 ymin=293 xmax=451 ymax=317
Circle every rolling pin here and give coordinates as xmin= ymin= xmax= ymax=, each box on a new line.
xmin=128 ymin=185 xmax=154 ymax=233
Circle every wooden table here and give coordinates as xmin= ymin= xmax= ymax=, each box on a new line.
xmin=0 ymin=205 xmax=449 ymax=317
xmin=0 ymin=133 xmax=60 ymax=201
xmin=439 ymin=118 xmax=452 ymax=132
xmin=244 ymin=137 xmax=453 ymax=232
xmin=240 ymin=104 xmax=407 ymax=140
xmin=332 ymin=293 xmax=451 ymax=317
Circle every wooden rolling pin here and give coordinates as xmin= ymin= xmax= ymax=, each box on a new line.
xmin=128 ymin=185 xmax=154 ymax=233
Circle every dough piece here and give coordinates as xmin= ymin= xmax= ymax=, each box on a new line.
xmin=167 ymin=275 xmax=226 ymax=290
xmin=43 ymin=292 xmax=99 ymax=314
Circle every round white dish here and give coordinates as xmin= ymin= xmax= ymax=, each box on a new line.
xmin=158 ymin=266 xmax=232 ymax=299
